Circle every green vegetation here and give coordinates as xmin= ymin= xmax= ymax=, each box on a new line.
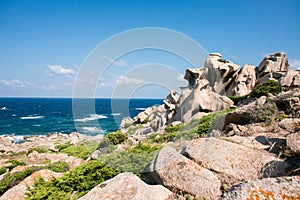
xmin=151 ymin=108 xmax=236 ymax=143
xmin=127 ymin=124 xmax=143 ymax=135
xmin=0 ymin=167 xmax=7 ymax=175
xmin=105 ymin=130 xmax=128 ymax=145
xmin=98 ymin=142 xmax=161 ymax=176
xmin=47 ymin=161 xmax=69 ymax=173
xmin=26 ymin=160 xmax=120 ymax=200
xmin=0 ymin=167 xmax=33 ymax=195
xmin=27 ymin=147 xmax=49 ymax=156
xmin=251 ymin=80 xmax=281 ymax=98
xmin=55 ymin=142 xmax=98 ymax=160
xmin=5 ymin=159 xmax=26 ymax=170
xmin=228 ymin=95 xmax=247 ymax=105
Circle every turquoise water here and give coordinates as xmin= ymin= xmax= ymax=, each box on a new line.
xmin=0 ymin=98 xmax=163 ymax=136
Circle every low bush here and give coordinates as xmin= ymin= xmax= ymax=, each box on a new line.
xmin=228 ymin=95 xmax=247 ymax=105
xmin=56 ymin=142 xmax=98 ymax=160
xmin=26 ymin=160 xmax=120 ymax=200
xmin=0 ymin=167 xmax=7 ymax=175
xmin=0 ymin=167 xmax=33 ymax=195
xmin=47 ymin=161 xmax=68 ymax=173
xmin=6 ymin=159 xmax=26 ymax=170
xmin=105 ymin=130 xmax=128 ymax=145
xmin=250 ymin=80 xmax=281 ymax=98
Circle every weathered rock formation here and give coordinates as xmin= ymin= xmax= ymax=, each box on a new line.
xmin=145 ymin=146 xmax=221 ymax=199
xmin=78 ymin=172 xmax=173 ymax=200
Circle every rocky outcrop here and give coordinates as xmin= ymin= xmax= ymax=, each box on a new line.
xmin=146 ymin=146 xmax=221 ymax=199
xmin=184 ymin=137 xmax=290 ymax=184
xmin=279 ymin=118 xmax=300 ymax=132
xmin=0 ymin=169 xmax=63 ymax=200
xmin=78 ymin=172 xmax=173 ymax=200
xmin=222 ymin=176 xmax=300 ymax=200
xmin=280 ymin=70 xmax=300 ymax=90
xmin=204 ymin=53 xmax=240 ymax=95
xmin=231 ymin=64 xmax=257 ymax=96
xmin=257 ymin=52 xmax=290 ymax=84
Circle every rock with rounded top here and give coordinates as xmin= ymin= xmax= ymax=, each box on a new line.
xmin=232 ymin=64 xmax=257 ymax=96
xmin=222 ymin=176 xmax=300 ymax=200
xmin=146 ymin=146 xmax=221 ymax=199
xmin=184 ymin=137 xmax=290 ymax=184
xmin=0 ymin=169 xmax=63 ymax=200
xmin=279 ymin=118 xmax=300 ymax=132
xmin=286 ymin=132 xmax=300 ymax=154
xmin=79 ymin=172 xmax=173 ymax=200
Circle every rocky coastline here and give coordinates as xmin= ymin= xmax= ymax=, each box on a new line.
xmin=1 ymin=52 xmax=300 ymax=199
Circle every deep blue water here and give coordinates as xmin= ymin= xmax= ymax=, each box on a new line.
xmin=0 ymin=98 xmax=163 ymax=136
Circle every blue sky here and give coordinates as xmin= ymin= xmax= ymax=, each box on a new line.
xmin=0 ymin=0 xmax=299 ymax=98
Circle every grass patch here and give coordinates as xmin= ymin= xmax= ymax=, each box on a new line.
xmin=5 ymin=159 xmax=26 ymax=170
xmin=26 ymin=160 xmax=120 ymax=200
xmin=27 ymin=147 xmax=49 ymax=155
xmin=56 ymin=142 xmax=98 ymax=160
xmin=98 ymin=143 xmax=162 ymax=176
xmin=0 ymin=167 xmax=7 ymax=175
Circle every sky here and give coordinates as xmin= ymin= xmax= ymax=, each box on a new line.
xmin=0 ymin=0 xmax=299 ymax=98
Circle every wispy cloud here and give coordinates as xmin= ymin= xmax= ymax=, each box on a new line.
xmin=290 ymin=59 xmax=300 ymax=70
xmin=0 ymin=79 xmax=31 ymax=89
xmin=116 ymin=76 xmax=145 ymax=85
xmin=101 ymin=55 xmax=128 ymax=67
xmin=47 ymin=65 xmax=75 ymax=77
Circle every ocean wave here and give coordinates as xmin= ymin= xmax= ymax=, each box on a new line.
xmin=135 ymin=108 xmax=146 ymax=111
xmin=20 ymin=116 xmax=45 ymax=120
xmin=81 ymin=127 xmax=106 ymax=133
xmin=33 ymin=124 xmax=41 ymax=127
xmin=111 ymin=113 xmax=121 ymax=116
xmin=74 ymin=114 xmax=107 ymax=122
xmin=1 ymin=106 xmax=7 ymax=110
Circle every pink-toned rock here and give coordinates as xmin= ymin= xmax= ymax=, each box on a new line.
xmin=0 ymin=169 xmax=63 ymax=200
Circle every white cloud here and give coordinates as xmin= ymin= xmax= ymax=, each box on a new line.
xmin=47 ymin=65 xmax=75 ymax=77
xmin=0 ymin=79 xmax=31 ymax=89
xmin=290 ymin=59 xmax=300 ymax=70
xmin=116 ymin=76 xmax=145 ymax=85
xmin=101 ymin=55 xmax=128 ymax=67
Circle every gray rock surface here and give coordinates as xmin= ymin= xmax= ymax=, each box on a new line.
xmin=146 ymin=146 xmax=221 ymax=199
xmin=232 ymin=64 xmax=257 ymax=96
xmin=184 ymin=137 xmax=290 ymax=184
xmin=79 ymin=172 xmax=173 ymax=200
xmin=279 ymin=118 xmax=300 ymax=132
xmin=222 ymin=176 xmax=300 ymax=200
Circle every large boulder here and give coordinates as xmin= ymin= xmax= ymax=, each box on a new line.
xmin=184 ymin=137 xmax=290 ymax=184
xmin=286 ymin=132 xmax=300 ymax=154
xmin=222 ymin=176 xmax=300 ymax=200
xmin=146 ymin=146 xmax=221 ymax=199
xmin=78 ymin=172 xmax=173 ymax=200
xmin=232 ymin=64 xmax=257 ymax=96
xmin=257 ymin=52 xmax=290 ymax=84
xmin=279 ymin=118 xmax=300 ymax=132
xmin=0 ymin=169 xmax=63 ymax=200
xmin=204 ymin=53 xmax=240 ymax=95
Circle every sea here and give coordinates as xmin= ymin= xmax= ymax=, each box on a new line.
xmin=0 ymin=98 xmax=163 ymax=137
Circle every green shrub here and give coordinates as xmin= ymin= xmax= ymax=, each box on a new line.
xmin=0 ymin=167 xmax=7 ymax=175
xmin=250 ymin=80 xmax=281 ymax=98
xmin=105 ymin=130 xmax=128 ymax=145
xmin=0 ymin=167 xmax=33 ymax=195
xmin=57 ymin=142 xmax=98 ymax=160
xmin=47 ymin=161 xmax=68 ymax=173
xmin=6 ymin=159 xmax=26 ymax=170
xmin=228 ymin=95 xmax=247 ymax=105
xmin=127 ymin=124 xmax=143 ymax=135
xmin=165 ymin=124 xmax=182 ymax=133
xmin=98 ymin=143 xmax=161 ymax=175
xmin=27 ymin=147 xmax=49 ymax=155
xmin=26 ymin=160 xmax=120 ymax=200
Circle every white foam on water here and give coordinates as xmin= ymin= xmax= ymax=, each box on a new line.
xmin=74 ymin=114 xmax=107 ymax=122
